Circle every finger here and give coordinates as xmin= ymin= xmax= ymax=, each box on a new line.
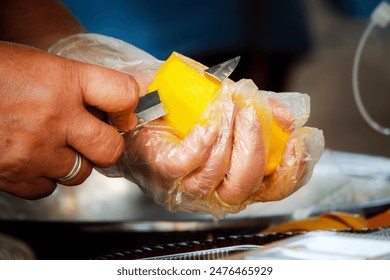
xmin=86 ymin=106 xmax=105 ymax=119
xmin=215 ymin=105 xmax=268 ymax=205
xmin=121 ymin=63 xmax=160 ymax=95
xmin=260 ymin=91 xmax=311 ymax=130
xmin=55 ymin=152 xmax=93 ymax=186
xmin=66 ymin=111 xmax=125 ymax=167
xmin=145 ymin=118 xmax=220 ymax=179
xmin=115 ymin=105 xmax=220 ymax=193
xmin=255 ymin=127 xmax=324 ymax=201
xmin=31 ymin=146 xmax=93 ymax=186
xmin=79 ymin=63 xmax=140 ymax=132
xmin=267 ymin=98 xmax=295 ymax=132
xmin=181 ymin=97 xmax=236 ymax=198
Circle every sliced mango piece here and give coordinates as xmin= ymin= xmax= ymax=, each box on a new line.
xmin=266 ymin=118 xmax=290 ymax=175
xmin=148 ymin=52 xmax=221 ymax=137
xmin=148 ymin=52 xmax=290 ymax=175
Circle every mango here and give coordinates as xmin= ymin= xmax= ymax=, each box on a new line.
xmin=148 ymin=52 xmax=290 ymax=175
xmin=267 ymin=118 xmax=290 ymax=175
xmin=148 ymin=52 xmax=221 ymax=137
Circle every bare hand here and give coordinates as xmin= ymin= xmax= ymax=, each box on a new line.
xmin=0 ymin=42 xmax=139 ymax=199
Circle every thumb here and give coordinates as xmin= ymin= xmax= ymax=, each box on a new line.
xmin=79 ymin=63 xmax=140 ymax=132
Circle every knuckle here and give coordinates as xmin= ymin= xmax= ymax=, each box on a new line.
xmin=117 ymin=74 xmax=140 ymax=111
xmin=92 ymin=130 xmax=124 ymax=167
xmin=68 ymin=115 xmax=125 ymax=167
xmin=59 ymin=164 xmax=92 ymax=187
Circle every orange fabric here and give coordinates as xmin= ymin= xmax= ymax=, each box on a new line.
xmin=367 ymin=209 xmax=390 ymax=228
xmin=261 ymin=211 xmax=368 ymax=233
xmin=262 ymin=209 xmax=390 ymax=234
xmin=320 ymin=212 xmax=369 ymax=229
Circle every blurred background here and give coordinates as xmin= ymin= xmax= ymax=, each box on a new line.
xmin=61 ymin=0 xmax=389 ymax=157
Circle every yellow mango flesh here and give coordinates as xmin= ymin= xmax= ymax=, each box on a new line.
xmin=148 ymin=52 xmax=290 ymax=175
xmin=148 ymin=52 xmax=221 ymax=137
xmin=267 ymin=118 xmax=290 ymax=175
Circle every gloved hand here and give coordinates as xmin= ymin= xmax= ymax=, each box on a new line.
xmin=49 ymin=34 xmax=325 ymax=219
xmin=107 ymin=80 xmax=324 ymax=219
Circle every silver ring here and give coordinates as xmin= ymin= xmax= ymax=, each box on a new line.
xmin=57 ymin=152 xmax=82 ymax=182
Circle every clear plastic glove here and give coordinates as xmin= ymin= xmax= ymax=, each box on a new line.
xmin=108 ymin=80 xmax=324 ymax=219
xmin=49 ymin=33 xmax=161 ymax=95
xmin=50 ymin=34 xmax=325 ymax=219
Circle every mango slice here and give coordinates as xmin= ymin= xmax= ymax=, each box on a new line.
xmin=148 ymin=52 xmax=221 ymax=137
xmin=267 ymin=118 xmax=290 ymax=175
xmin=148 ymin=52 xmax=289 ymax=175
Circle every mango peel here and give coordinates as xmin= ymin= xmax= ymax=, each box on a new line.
xmin=148 ymin=52 xmax=290 ymax=175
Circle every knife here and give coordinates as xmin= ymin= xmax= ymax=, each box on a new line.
xmin=135 ymin=56 xmax=240 ymax=126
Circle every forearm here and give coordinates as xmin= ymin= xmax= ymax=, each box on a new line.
xmin=0 ymin=0 xmax=85 ymax=50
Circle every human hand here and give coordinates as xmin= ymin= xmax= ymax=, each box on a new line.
xmin=0 ymin=42 xmax=139 ymax=199
xmin=104 ymin=79 xmax=324 ymax=219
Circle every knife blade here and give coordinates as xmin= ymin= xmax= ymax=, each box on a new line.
xmin=135 ymin=56 xmax=240 ymax=126
xmin=135 ymin=90 xmax=165 ymax=126
xmin=205 ymin=56 xmax=240 ymax=82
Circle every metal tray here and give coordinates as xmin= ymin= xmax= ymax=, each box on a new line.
xmin=0 ymin=150 xmax=389 ymax=232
